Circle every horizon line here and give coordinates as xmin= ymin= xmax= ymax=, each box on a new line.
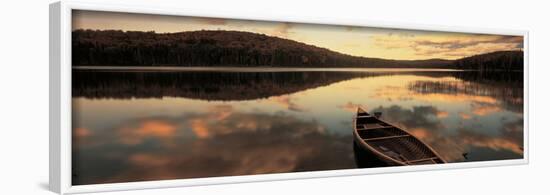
xmin=72 ymin=28 xmax=523 ymax=62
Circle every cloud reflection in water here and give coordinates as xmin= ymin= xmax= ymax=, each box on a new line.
xmin=370 ymin=105 xmax=523 ymax=162
xmin=72 ymin=105 xmax=354 ymax=185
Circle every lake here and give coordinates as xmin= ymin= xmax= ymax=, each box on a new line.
xmin=71 ymin=68 xmax=524 ymax=185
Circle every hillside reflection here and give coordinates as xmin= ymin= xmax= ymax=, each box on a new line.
xmin=73 ymin=70 xmax=381 ymax=101
xmin=72 ymin=70 xmax=473 ymax=101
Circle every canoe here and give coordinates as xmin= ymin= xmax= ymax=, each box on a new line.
xmin=353 ymin=107 xmax=446 ymax=166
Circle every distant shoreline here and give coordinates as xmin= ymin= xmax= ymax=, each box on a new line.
xmin=72 ymin=66 xmax=469 ymax=73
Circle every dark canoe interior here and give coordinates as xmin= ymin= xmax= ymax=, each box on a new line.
xmin=356 ymin=108 xmax=445 ymax=165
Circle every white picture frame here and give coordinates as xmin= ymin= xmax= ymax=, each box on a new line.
xmin=49 ymin=1 xmax=529 ymax=194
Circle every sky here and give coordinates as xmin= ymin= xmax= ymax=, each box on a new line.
xmin=72 ymin=10 xmax=523 ymax=60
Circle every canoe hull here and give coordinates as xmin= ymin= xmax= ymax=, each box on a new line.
xmin=353 ymin=107 xmax=446 ymax=166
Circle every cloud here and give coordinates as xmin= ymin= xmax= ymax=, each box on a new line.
xmin=269 ymin=95 xmax=307 ymax=112
xmin=387 ymin=32 xmax=416 ymax=38
xmin=190 ymin=119 xmax=209 ymax=138
xmin=414 ymin=40 xmax=476 ymax=50
xmin=273 ymin=22 xmax=293 ymax=38
xmin=371 ymin=33 xmax=523 ymax=59
xmin=72 ymin=107 xmax=355 ymax=185
xmin=338 ymin=102 xmax=365 ymax=112
xmin=459 ymin=112 xmax=472 ymax=119
xmin=370 ymin=105 xmax=446 ymax=130
xmin=74 ymin=127 xmax=91 ymax=138
xmin=457 ymin=119 xmax=524 ymax=154
xmin=372 ymin=35 xmax=412 ymax=50
xmin=411 ymin=35 xmax=523 ymax=58
xmin=471 ymin=102 xmax=501 ymax=116
xmin=73 ymin=127 xmax=94 ymax=146
xmin=129 ymin=154 xmax=170 ymax=167
xmin=197 ymin=17 xmax=227 ymax=25
xmin=436 ymin=111 xmax=449 ymax=118
xmin=118 ymin=119 xmax=177 ymax=145
xmin=208 ymin=104 xmax=233 ymax=120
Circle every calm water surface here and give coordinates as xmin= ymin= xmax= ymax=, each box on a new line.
xmin=72 ymin=68 xmax=524 ymax=185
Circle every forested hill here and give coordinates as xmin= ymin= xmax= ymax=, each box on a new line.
xmin=72 ymin=29 xmax=452 ymax=68
xmin=453 ymin=50 xmax=523 ymax=71
xmin=72 ymin=29 xmax=522 ymax=70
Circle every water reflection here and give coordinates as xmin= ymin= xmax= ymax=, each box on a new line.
xmin=72 ymin=106 xmax=354 ymax=184
xmin=73 ymin=70 xmax=380 ymax=100
xmin=369 ymin=105 xmax=523 ymax=162
xmin=72 ymin=69 xmax=524 ymax=185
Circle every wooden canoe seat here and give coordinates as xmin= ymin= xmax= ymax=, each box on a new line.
xmin=363 ymin=134 xmax=410 ymax=141
xmin=357 ymin=123 xmax=393 ymax=131
xmin=364 ymin=123 xmax=384 ymax=129
xmin=356 ymin=115 xmax=374 ymax=119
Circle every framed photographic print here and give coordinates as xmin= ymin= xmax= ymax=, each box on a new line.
xmin=49 ymin=1 xmax=529 ymax=194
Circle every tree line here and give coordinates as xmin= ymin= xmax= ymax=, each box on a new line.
xmin=453 ymin=50 xmax=523 ymax=71
xmin=72 ymin=29 xmax=523 ymax=70
xmin=73 ymin=29 xmax=369 ymax=67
